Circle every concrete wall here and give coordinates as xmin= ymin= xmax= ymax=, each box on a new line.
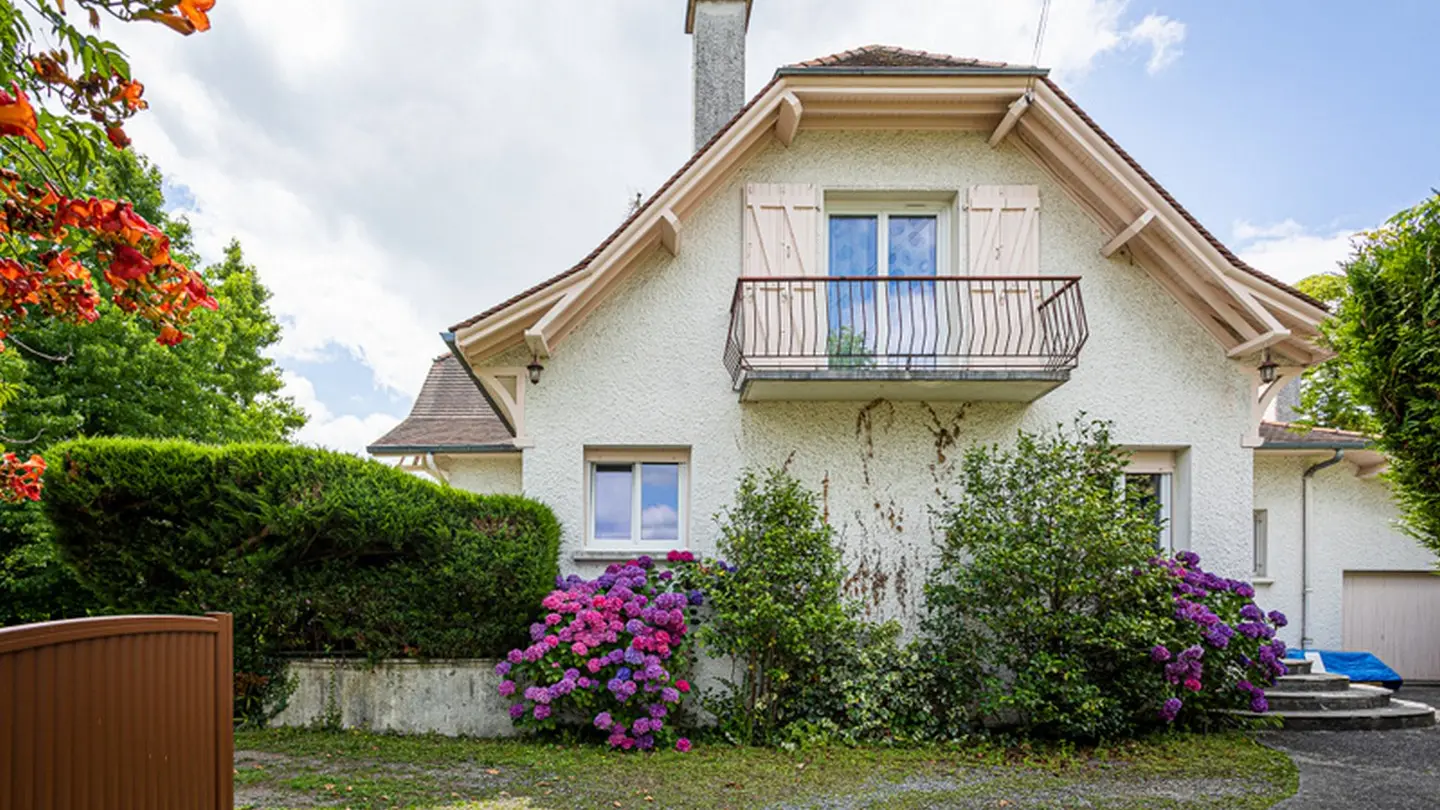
xmin=475 ymin=129 xmax=1259 ymax=626
xmin=444 ymin=454 xmax=524 ymax=495
xmin=271 ymin=659 xmax=516 ymax=737
xmin=1253 ymin=454 xmax=1437 ymax=650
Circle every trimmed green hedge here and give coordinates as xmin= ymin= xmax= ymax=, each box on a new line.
xmin=43 ymin=438 xmax=559 ymax=720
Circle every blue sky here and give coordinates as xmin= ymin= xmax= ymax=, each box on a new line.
xmin=110 ymin=1 xmax=1438 ymax=453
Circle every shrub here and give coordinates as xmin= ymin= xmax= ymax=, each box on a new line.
xmin=691 ymin=466 xmax=928 ymax=746
xmin=1149 ymin=551 xmax=1288 ymax=724
xmin=500 ymin=551 xmax=717 ymax=752
xmin=922 ymin=420 xmax=1179 ymax=741
xmin=43 ymin=437 xmax=560 ymax=722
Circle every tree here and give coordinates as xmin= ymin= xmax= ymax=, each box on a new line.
xmin=1290 ymin=272 xmax=1379 ymax=433
xmin=1324 ymin=193 xmax=1440 ymax=552
xmin=0 ymin=0 xmax=218 ymax=499
xmin=0 ymin=147 xmax=302 ymax=626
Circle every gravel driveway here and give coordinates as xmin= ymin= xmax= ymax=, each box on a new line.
xmin=1263 ymin=686 xmax=1440 ymax=810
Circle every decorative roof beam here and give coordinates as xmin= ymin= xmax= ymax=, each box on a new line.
xmin=1100 ymin=209 xmax=1155 ymax=258
xmin=1355 ymin=460 xmax=1388 ymax=479
xmin=658 ymin=209 xmax=681 ymax=256
xmin=775 ymin=91 xmax=802 ymax=147
xmin=988 ymin=93 xmax=1031 ymax=147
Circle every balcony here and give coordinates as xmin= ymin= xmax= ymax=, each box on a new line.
xmin=724 ymin=275 xmax=1088 ymax=402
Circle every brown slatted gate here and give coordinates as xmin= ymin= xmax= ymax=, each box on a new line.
xmin=0 ymin=613 xmax=234 ymax=810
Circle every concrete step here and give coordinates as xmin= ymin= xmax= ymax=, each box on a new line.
xmin=1272 ymin=672 xmax=1350 ymax=692
xmin=1265 ymin=684 xmax=1392 ymax=712
xmin=1266 ymin=698 xmax=1437 ymax=731
xmin=1281 ymin=658 xmax=1312 ymax=675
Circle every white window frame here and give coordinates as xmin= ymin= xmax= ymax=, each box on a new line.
xmin=1124 ymin=451 xmax=1176 ymax=553
xmin=1253 ymin=509 xmax=1269 ymax=578
xmin=583 ymin=448 xmax=690 ymax=551
xmin=822 ymin=196 xmax=954 ymax=279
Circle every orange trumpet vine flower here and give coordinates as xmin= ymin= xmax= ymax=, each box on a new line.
xmin=0 ymin=85 xmax=46 ymax=150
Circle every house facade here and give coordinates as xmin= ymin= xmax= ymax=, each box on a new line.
xmin=371 ymin=1 xmax=1437 ymax=678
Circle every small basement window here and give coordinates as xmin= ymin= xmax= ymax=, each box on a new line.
xmin=585 ymin=449 xmax=689 ymax=550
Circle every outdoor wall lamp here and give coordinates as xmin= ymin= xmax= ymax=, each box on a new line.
xmin=527 ymin=358 xmax=544 ymax=385
xmin=1258 ymin=348 xmax=1278 ymax=385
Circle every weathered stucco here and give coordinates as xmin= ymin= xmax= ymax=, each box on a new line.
xmin=445 ymin=453 xmax=524 ymax=495
xmin=1254 ymin=454 xmax=1436 ymax=650
xmin=476 ymin=129 xmax=1258 ymax=626
xmin=272 ymin=659 xmax=517 ymax=737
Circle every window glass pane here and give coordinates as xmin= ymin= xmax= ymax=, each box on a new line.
xmin=828 ymin=216 xmax=879 ymax=362
xmin=887 ymin=215 xmax=938 ymax=357
xmin=592 ymin=464 xmax=633 ymax=541
xmin=1126 ymin=473 xmax=1171 ymax=550
xmin=639 ymin=463 xmax=681 ymax=541
xmin=1253 ymin=510 xmax=1268 ymax=577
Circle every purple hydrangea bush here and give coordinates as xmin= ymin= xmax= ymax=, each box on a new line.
xmin=497 ymin=550 xmax=727 ymax=752
xmin=1149 ymin=550 xmax=1289 ymax=724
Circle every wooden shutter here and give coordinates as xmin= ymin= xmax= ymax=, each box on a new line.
xmin=964 ymin=185 xmax=1041 ymax=362
xmin=743 ymin=183 xmax=821 ymax=277
xmin=967 ymin=185 xmax=1039 ymax=276
xmin=742 ymin=183 xmax=823 ymax=362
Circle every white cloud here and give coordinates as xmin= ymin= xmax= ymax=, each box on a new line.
xmin=1126 ymin=14 xmax=1186 ymax=74
xmin=96 ymin=0 xmax=1192 ymax=435
xmin=280 ymin=372 xmax=400 ymax=457
xmin=1233 ymin=220 xmax=1359 ymax=284
xmin=641 ymin=504 xmax=680 ymax=540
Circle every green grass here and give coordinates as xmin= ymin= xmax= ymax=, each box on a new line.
xmin=233 ymin=728 xmax=1297 ymax=809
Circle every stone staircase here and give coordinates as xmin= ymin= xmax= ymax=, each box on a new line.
xmin=1259 ymin=658 xmax=1437 ymax=731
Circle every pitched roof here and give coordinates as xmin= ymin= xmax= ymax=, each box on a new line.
xmin=366 ymin=355 xmax=515 ymax=454
xmin=1259 ymin=420 xmax=1374 ymax=449
xmin=448 ymin=44 xmax=1324 ymax=344
xmin=784 ymin=45 xmax=1023 ymax=71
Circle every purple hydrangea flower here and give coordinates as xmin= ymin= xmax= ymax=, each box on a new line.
xmin=1268 ymin=610 xmax=1288 ymax=628
xmin=1159 ymin=697 xmax=1183 ymax=722
xmin=1151 ymin=645 xmax=1172 ymax=663
xmin=497 ymin=680 xmax=515 ymax=697
xmin=1240 ymin=604 xmax=1264 ymax=621
xmin=533 ymin=704 xmax=551 ymax=720
xmin=509 ymin=703 xmax=526 ymax=719
xmin=594 ymin=712 xmax=613 ymax=729
xmin=495 ymin=661 xmax=512 ymax=677
xmin=1251 ymin=695 xmax=1269 ymax=713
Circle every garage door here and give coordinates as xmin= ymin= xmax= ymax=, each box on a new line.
xmin=1343 ymin=571 xmax=1440 ymax=681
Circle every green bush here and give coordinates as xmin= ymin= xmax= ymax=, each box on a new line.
xmin=43 ymin=438 xmax=560 ymax=722
xmin=921 ymin=419 xmax=1175 ymax=741
xmin=693 ymin=467 xmax=927 ymax=746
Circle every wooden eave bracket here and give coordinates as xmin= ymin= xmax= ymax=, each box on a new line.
xmin=775 ymin=91 xmax=802 ymax=147
xmin=1100 ymin=209 xmax=1155 ymax=258
xmin=1227 ymin=328 xmax=1293 ymax=359
xmin=988 ymin=93 xmax=1031 ymax=147
xmin=658 ymin=209 xmax=681 ymax=256
xmin=1242 ymin=365 xmax=1305 ymax=447
xmin=1355 ymin=460 xmax=1388 ymax=479
xmin=475 ymin=367 xmax=529 ymax=444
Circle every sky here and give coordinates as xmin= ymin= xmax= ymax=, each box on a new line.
xmin=92 ymin=1 xmax=1440 ymax=454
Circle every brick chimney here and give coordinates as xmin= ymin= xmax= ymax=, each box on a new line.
xmin=685 ymin=0 xmax=751 ymax=150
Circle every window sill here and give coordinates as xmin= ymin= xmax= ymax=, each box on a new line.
xmin=1251 ymin=577 xmax=1275 ymax=586
xmin=572 ymin=550 xmax=672 ymax=564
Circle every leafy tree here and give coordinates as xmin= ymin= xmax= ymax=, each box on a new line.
xmin=0 ymin=147 xmax=302 ymax=626
xmin=1323 ymin=193 xmax=1440 ymax=552
xmin=1291 ymin=272 xmax=1379 ymax=433
xmin=0 ymin=0 xmax=219 ymax=498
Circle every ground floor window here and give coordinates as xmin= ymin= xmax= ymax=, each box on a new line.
xmin=1124 ymin=450 xmax=1177 ymax=553
xmin=585 ymin=448 xmax=689 ymax=550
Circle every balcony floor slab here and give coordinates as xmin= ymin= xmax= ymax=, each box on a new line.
xmin=736 ymin=368 xmax=1070 ymax=402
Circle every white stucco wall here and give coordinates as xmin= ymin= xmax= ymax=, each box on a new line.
xmin=444 ymin=454 xmax=524 ymax=495
xmin=474 ymin=129 xmax=1259 ymax=626
xmin=1254 ymin=454 xmax=1437 ymax=650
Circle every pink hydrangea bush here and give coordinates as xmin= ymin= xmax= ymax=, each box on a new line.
xmin=496 ymin=550 xmax=724 ymax=751
xmin=1150 ymin=551 xmax=1289 ymax=725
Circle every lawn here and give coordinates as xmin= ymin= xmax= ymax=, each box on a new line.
xmin=234 ymin=728 xmax=1297 ymax=809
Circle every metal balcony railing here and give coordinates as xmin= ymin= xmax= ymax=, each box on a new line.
xmin=724 ymin=275 xmax=1088 ymax=387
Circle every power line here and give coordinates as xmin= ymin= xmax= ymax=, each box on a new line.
xmin=1028 ymin=0 xmax=1051 ymax=95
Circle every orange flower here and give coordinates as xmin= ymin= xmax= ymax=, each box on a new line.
xmin=108 ymin=245 xmax=152 ymax=280
xmin=0 ymin=84 xmax=46 ymax=150
xmin=156 ymin=325 xmax=184 ymax=346
xmin=106 ymin=126 xmax=131 ymax=149
xmin=178 ymin=0 xmax=216 ymax=32
xmin=138 ymin=0 xmax=214 ymax=35
xmin=117 ymin=80 xmax=147 ymax=111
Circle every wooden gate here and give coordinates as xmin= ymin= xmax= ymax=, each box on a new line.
xmin=0 ymin=613 xmax=234 ymax=810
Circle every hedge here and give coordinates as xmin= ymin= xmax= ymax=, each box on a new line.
xmin=43 ymin=438 xmax=560 ymax=719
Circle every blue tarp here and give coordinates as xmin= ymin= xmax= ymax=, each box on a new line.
xmin=1295 ymin=649 xmax=1403 ymax=691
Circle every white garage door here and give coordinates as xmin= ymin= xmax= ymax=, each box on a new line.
xmin=1343 ymin=571 xmax=1440 ymax=681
